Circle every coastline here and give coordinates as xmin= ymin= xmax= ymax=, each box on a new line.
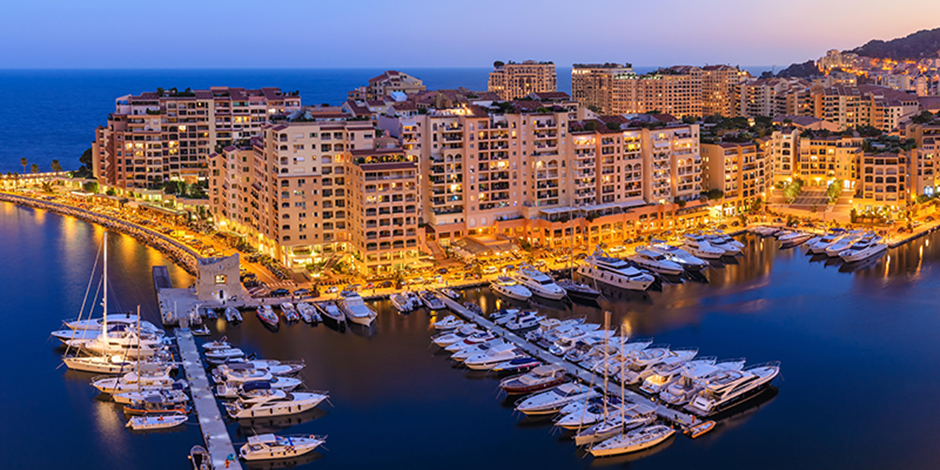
xmin=0 ymin=192 xmax=201 ymax=275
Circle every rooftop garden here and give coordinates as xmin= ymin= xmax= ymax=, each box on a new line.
xmin=863 ymin=135 xmax=917 ymax=154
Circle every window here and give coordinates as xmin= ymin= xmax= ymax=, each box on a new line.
xmin=214 ymin=275 xmax=227 ymax=285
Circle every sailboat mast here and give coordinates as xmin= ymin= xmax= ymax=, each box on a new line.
xmin=602 ymin=311 xmax=610 ymax=418
xmin=619 ymin=323 xmax=626 ymax=421
xmin=569 ymin=205 xmax=574 ymax=278
xmin=103 ymin=232 xmax=108 ymax=337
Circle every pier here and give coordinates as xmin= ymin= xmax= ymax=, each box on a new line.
xmin=177 ymin=328 xmax=242 ymax=470
xmin=434 ymin=293 xmax=702 ymax=429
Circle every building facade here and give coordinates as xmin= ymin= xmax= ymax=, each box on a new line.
xmin=488 ymin=61 xmax=557 ymax=101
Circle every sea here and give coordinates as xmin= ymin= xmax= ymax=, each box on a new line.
xmin=0 ymin=66 xmax=773 ymax=174
xmin=3 ymin=201 xmax=940 ymax=469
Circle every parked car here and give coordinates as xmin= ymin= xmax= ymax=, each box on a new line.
xmin=325 ymin=286 xmax=339 ymax=294
xmin=437 ymin=268 xmax=448 ymax=274
xmin=482 ymin=266 xmax=498 ymax=275
xmin=533 ymin=259 xmax=546 ymax=268
xmin=270 ymin=288 xmax=290 ymax=297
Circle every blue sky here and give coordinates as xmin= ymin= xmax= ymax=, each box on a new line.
xmin=2 ymin=0 xmax=939 ymax=68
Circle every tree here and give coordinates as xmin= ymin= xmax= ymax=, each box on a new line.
xmin=30 ymin=164 xmax=38 ymax=174
xmin=105 ymin=187 xmax=116 ymax=196
xmin=911 ymin=110 xmax=937 ymax=125
xmin=51 ymin=159 xmax=62 ymax=172
xmin=20 ymin=157 xmax=27 ymax=175
xmin=82 ymin=181 xmax=99 ymax=194
xmin=826 ymin=179 xmax=843 ymax=203
xmin=493 ymin=61 xmax=504 ymax=68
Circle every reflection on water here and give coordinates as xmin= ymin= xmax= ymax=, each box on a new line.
xmin=8 ymin=201 xmax=940 ymax=470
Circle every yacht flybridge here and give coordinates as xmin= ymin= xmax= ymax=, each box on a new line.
xmin=685 ymin=362 xmax=780 ymax=416
xmin=513 ymin=265 xmax=566 ymax=300
xmin=644 ymin=243 xmax=708 ymax=271
xmin=628 ymin=248 xmax=684 ymax=276
xmin=681 ymin=235 xmax=725 ymax=259
xmin=490 ymin=276 xmax=533 ymax=301
xmin=578 ymin=250 xmax=655 ymax=291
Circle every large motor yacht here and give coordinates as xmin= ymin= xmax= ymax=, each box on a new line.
xmin=628 ymin=248 xmax=684 ymax=276
xmin=338 ymin=288 xmax=377 ymax=326
xmin=684 ymin=362 xmax=780 ymax=416
xmin=577 ymin=250 xmax=655 ymax=291
xmin=513 ymin=265 xmax=566 ymax=300
xmin=490 ymin=276 xmax=533 ymax=301
xmin=681 ymin=235 xmax=725 ymax=259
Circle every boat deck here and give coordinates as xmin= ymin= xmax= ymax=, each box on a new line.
xmin=177 ymin=328 xmax=242 ymax=470
xmin=433 ymin=291 xmax=704 ymax=430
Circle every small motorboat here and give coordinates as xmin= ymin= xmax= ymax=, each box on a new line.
xmin=463 ymin=302 xmax=483 ymax=315
xmin=419 ymin=291 xmax=446 ymax=310
xmin=490 ymin=356 xmax=541 ymax=374
xmin=390 ymin=293 xmax=413 ymax=313
xmin=205 ymin=308 xmax=217 ymax=320
xmin=189 ymin=445 xmax=211 ymax=470
xmin=433 ymin=315 xmax=465 ymax=330
xmin=500 ymin=364 xmax=567 ymax=394
xmin=514 ymin=383 xmax=599 ymax=415
xmin=239 ymin=434 xmax=326 ymax=461
xmin=280 ymin=303 xmax=300 ymax=323
xmin=126 ymin=412 xmax=187 ymax=431
xmin=215 ymin=377 xmax=303 ymax=398
xmin=505 ymin=311 xmax=544 ymax=331
xmin=224 ymin=307 xmax=243 ymax=323
xmin=205 ymin=348 xmax=245 ymax=363
xmin=296 ymin=302 xmax=316 ymax=323
xmin=441 ymin=288 xmax=459 ymax=300
xmin=257 ymin=306 xmax=279 ymax=328
xmin=201 ymin=338 xmax=231 ymax=351
xmin=314 ymin=301 xmax=346 ymax=328
xmin=685 ymin=419 xmax=716 ymax=438
xmin=443 ymin=332 xmax=497 ymax=352
xmin=114 ymin=388 xmax=189 ymax=405
xmin=192 ymin=325 xmax=211 ymax=336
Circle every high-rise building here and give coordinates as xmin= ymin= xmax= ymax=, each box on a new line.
xmin=348 ymin=71 xmax=426 ymax=101
xmin=702 ymin=65 xmax=748 ymax=117
xmin=701 ymin=140 xmax=769 ymax=216
xmin=571 ymin=63 xmax=636 ymax=114
xmin=94 ymin=87 xmax=301 ymax=189
xmin=488 ymin=61 xmax=557 ymax=100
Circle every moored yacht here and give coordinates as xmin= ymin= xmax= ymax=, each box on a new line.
xmin=639 ymin=356 xmax=715 ymax=396
xmin=338 ymin=289 xmax=377 ymax=326
xmin=490 ymin=276 xmax=533 ymax=301
xmin=685 ymin=362 xmax=780 ymax=416
xmin=805 ymin=232 xmax=845 ymax=254
xmin=556 ymin=279 xmax=601 ymax=301
xmin=418 ymin=291 xmax=446 ymax=310
xmin=778 ymin=230 xmax=814 ymax=247
xmin=513 ymin=266 xmax=566 ymax=300
xmin=224 ymin=391 xmax=329 ymax=419
xmin=825 ymin=232 xmax=862 ymax=257
xmin=239 ymin=434 xmax=325 ymax=461
xmin=500 ymin=364 xmax=567 ymax=394
xmin=645 ymin=243 xmax=708 ymax=271
xmin=628 ymin=248 xmax=684 ymax=276
xmin=839 ymin=234 xmax=887 ymax=263
xmin=659 ymin=358 xmax=746 ymax=406
xmin=681 ymin=235 xmax=725 ymax=259
xmin=515 ymin=383 xmax=599 ymax=415
xmin=389 ymin=293 xmax=413 ymax=313
xmin=588 ymin=424 xmax=675 ymax=458
xmin=577 ymin=250 xmax=655 ymax=291
xmin=256 ymin=306 xmax=279 ymax=328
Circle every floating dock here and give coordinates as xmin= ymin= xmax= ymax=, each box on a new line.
xmin=176 ymin=328 xmax=242 ymax=470
xmin=434 ymin=293 xmax=704 ymax=430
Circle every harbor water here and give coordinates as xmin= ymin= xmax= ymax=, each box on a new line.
xmin=3 ymin=200 xmax=940 ymax=469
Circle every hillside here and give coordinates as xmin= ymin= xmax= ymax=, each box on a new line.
xmin=849 ymin=27 xmax=940 ymax=60
xmin=777 ymin=60 xmax=819 ymax=78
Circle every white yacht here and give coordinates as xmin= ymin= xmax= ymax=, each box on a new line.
xmin=431 ymin=324 xmax=482 ymax=348
xmin=433 ymin=315 xmax=465 ymax=331
xmin=338 ymin=289 xmax=377 ymax=326
xmin=645 ymin=243 xmax=708 ymax=271
xmin=490 ymin=276 xmax=533 ymax=301
xmin=698 ymin=233 xmax=741 ymax=255
xmin=215 ymin=377 xmax=303 ymax=398
xmin=443 ymin=332 xmax=497 ymax=352
xmin=681 ymin=235 xmax=725 ymax=259
xmin=577 ymin=251 xmax=655 ymax=291
xmin=659 ymin=358 xmax=746 ymax=406
xmin=628 ymin=248 xmax=684 ymax=276
xmin=126 ymin=413 xmax=188 ymax=431
xmin=513 ymin=266 xmax=566 ymax=300
xmin=825 ymin=232 xmax=863 ymax=257
xmin=515 ymin=383 xmax=599 ymax=415
xmin=749 ymin=226 xmax=780 ymax=237
xmin=224 ymin=307 xmax=243 ymax=323
xmin=224 ymin=391 xmax=329 ymax=419
xmin=805 ymin=232 xmax=844 ymax=254
xmin=62 ymin=354 xmax=137 ymax=374
xmin=389 ymin=293 xmax=413 ymax=313
xmin=64 ymin=314 xmax=157 ymax=332
xmin=239 ymin=434 xmax=325 ymax=461
xmin=450 ymin=339 xmax=507 ymax=362
xmin=114 ymin=388 xmax=189 ymax=406
xmin=639 ymin=356 xmax=716 ymax=396
xmin=92 ymin=369 xmax=180 ymax=394
xmin=588 ymin=424 xmax=675 ymax=458
xmin=778 ymin=230 xmax=813 ymax=246
xmin=465 ymin=344 xmax=525 ymax=371
xmin=840 ymin=234 xmax=887 ymax=263
xmin=620 ymin=346 xmax=699 ymax=385
xmin=685 ymin=362 xmax=780 ymax=416
xmin=67 ymin=329 xmax=166 ymax=359
xmin=505 ymin=311 xmax=544 ymax=331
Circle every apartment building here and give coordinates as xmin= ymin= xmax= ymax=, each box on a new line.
xmin=347 ymin=71 xmax=426 ymax=101
xmin=796 ymin=133 xmax=862 ymax=190
xmin=571 ymin=63 xmax=636 ymax=114
xmin=760 ymin=129 xmax=800 ymax=184
xmin=208 ymin=113 xmax=382 ymax=269
xmin=812 ymin=85 xmax=919 ymax=131
xmin=908 ymin=122 xmax=940 ymax=196
xmin=856 ymin=151 xmax=912 ymax=210
xmin=639 ymin=67 xmax=703 ymax=118
xmin=94 ymin=87 xmax=301 ymax=189
xmin=702 ymin=141 xmax=769 ymax=215
xmin=346 ymin=148 xmax=421 ymax=274
xmin=702 ymin=65 xmax=747 ymax=117
xmin=488 ymin=61 xmax=558 ymax=100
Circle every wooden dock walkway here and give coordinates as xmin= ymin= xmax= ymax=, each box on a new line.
xmin=434 ymin=293 xmax=701 ymax=429
xmin=177 ymin=328 xmax=242 ymax=470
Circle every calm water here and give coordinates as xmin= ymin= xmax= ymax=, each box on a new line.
xmin=0 ymin=66 xmax=773 ymax=174
xmin=4 ymin=201 xmax=939 ymax=469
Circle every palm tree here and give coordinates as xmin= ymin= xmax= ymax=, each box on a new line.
xmin=20 ymin=157 xmax=27 ymax=175
xmin=51 ymin=159 xmax=62 ymax=173
xmin=30 ymin=164 xmax=39 ymax=174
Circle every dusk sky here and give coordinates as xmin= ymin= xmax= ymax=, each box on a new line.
xmin=2 ymin=0 xmax=939 ymax=69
